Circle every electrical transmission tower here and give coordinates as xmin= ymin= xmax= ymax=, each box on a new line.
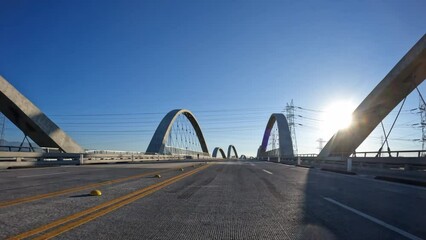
xmin=316 ymin=138 xmax=326 ymax=153
xmin=419 ymin=96 xmax=426 ymax=151
xmin=286 ymin=100 xmax=298 ymax=155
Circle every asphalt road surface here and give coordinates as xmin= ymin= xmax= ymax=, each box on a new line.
xmin=1 ymin=160 xmax=425 ymax=239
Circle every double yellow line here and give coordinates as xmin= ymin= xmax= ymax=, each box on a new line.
xmin=8 ymin=164 xmax=210 ymax=240
xmin=0 ymin=168 xmax=178 ymax=208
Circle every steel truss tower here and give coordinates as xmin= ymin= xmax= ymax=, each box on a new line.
xmin=285 ymin=100 xmax=298 ymax=155
xmin=419 ymin=97 xmax=426 ymax=151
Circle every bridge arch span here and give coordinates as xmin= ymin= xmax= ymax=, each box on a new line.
xmin=212 ymin=147 xmax=226 ymax=158
xmin=146 ymin=109 xmax=209 ymax=156
xmin=227 ymin=145 xmax=238 ymax=159
xmin=320 ymin=34 xmax=426 ymax=157
xmin=257 ymin=113 xmax=294 ymax=158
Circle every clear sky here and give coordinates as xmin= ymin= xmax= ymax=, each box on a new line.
xmin=1 ymin=0 xmax=425 ymax=156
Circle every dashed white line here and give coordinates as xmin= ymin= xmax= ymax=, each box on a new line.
xmin=262 ymin=169 xmax=273 ymax=175
xmin=323 ymin=197 xmax=422 ymax=240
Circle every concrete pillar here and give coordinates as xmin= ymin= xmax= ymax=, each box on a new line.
xmin=131 ymin=154 xmax=134 ymax=162
xmin=297 ymin=156 xmax=301 ymax=165
xmin=347 ymin=158 xmax=352 ymax=172
xmin=79 ymin=154 xmax=84 ymax=165
xmin=277 ymin=157 xmax=280 ymax=162
xmin=267 ymin=157 xmax=270 ymax=162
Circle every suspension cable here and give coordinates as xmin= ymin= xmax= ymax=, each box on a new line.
xmin=378 ymin=121 xmax=392 ymax=157
xmin=416 ymin=87 xmax=426 ymax=106
xmin=377 ymin=97 xmax=406 ymax=155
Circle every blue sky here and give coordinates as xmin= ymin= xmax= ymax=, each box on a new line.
xmin=1 ymin=0 xmax=425 ymax=156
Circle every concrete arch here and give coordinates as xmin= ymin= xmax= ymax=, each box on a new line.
xmin=257 ymin=113 xmax=294 ymax=158
xmin=146 ymin=109 xmax=209 ymax=156
xmin=212 ymin=147 xmax=226 ymax=158
xmin=227 ymin=145 xmax=238 ymax=159
xmin=0 ymin=76 xmax=83 ymax=153
xmin=320 ymin=34 xmax=426 ymax=158
xmin=240 ymin=155 xmax=247 ymax=160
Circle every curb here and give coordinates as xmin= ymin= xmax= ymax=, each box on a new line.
xmin=321 ymin=168 xmax=356 ymax=175
xmin=374 ymin=176 xmax=426 ymax=187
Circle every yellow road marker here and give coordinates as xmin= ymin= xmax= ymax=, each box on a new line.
xmin=8 ymin=165 xmax=209 ymax=240
xmin=90 ymin=190 xmax=102 ymax=196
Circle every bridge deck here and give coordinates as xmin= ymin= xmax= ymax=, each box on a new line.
xmin=0 ymin=160 xmax=425 ymax=239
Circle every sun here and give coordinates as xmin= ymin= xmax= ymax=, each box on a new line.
xmin=321 ymin=101 xmax=355 ymax=138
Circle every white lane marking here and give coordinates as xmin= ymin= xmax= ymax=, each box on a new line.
xmin=323 ymin=197 xmax=422 ymax=240
xmin=262 ymin=169 xmax=273 ymax=175
xmin=17 ymin=172 xmax=67 ymax=178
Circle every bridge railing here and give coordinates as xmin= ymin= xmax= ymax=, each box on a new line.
xmin=258 ymin=153 xmax=426 ymax=173
xmin=0 ymin=151 xmax=216 ymax=168
xmin=0 ymin=146 xmax=63 ymax=153
xmin=350 ymin=150 xmax=426 ymax=158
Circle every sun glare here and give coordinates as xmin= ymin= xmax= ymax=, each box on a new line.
xmin=321 ymin=101 xmax=355 ymax=138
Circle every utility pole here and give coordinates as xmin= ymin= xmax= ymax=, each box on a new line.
xmin=286 ymin=100 xmax=298 ymax=155
xmin=317 ymin=138 xmax=326 ymax=153
xmin=0 ymin=114 xmax=5 ymax=146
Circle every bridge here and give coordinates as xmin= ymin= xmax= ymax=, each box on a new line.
xmin=0 ymin=35 xmax=425 ymax=239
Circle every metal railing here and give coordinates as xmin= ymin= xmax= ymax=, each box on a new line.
xmin=351 ymin=150 xmax=426 ymax=158
xmin=0 ymin=151 xmax=217 ymax=168
xmin=258 ymin=152 xmax=426 ymax=173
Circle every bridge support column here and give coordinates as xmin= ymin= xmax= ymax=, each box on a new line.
xmin=297 ymin=156 xmax=301 ymax=165
xmin=347 ymin=158 xmax=352 ymax=172
xmin=277 ymin=157 xmax=280 ymax=162
xmin=79 ymin=154 xmax=84 ymax=165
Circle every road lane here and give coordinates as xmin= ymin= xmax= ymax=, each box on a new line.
xmin=8 ymin=165 xmax=210 ymax=240
xmin=0 ymin=162 xmax=201 ymax=201
xmin=0 ymin=163 xmax=203 ymax=238
xmin=257 ymin=161 xmax=426 ymax=239
xmin=323 ymin=197 xmax=422 ymax=240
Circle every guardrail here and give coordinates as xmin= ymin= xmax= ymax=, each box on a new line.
xmin=258 ymin=155 xmax=426 ymax=173
xmin=0 ymin=146 xmax=62 ymax=153
xmin=0 ymin=151 xmax=216 ymax=168
xmin=351 ymin=150 xmax=426 ymax=158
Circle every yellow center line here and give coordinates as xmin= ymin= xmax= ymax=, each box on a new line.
xmin=0 ymin=167 xmax=177 ymax=208
xmin=8 ymin=164 xmax=210 ymax=240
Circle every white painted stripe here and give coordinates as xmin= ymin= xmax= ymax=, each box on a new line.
xmin=262 ymin=169 xmax=273 ymax=175
xmin=17 ymin=172 xmax=66 ymax=178
xmin=323 ymin=197 xmax=423 ymax=240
